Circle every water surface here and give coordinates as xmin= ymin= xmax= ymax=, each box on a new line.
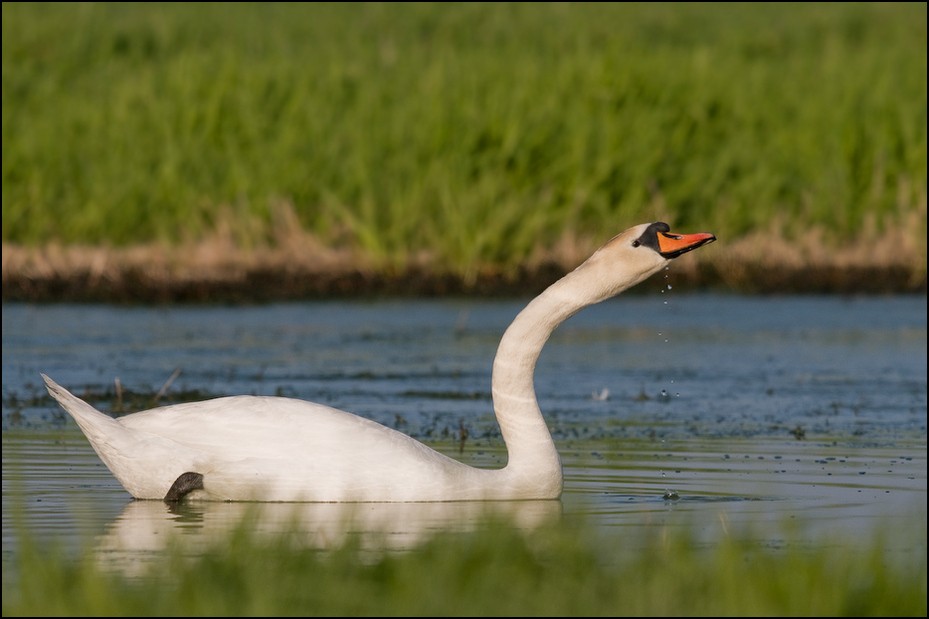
xmin=3 ymin=294 xmax=926 ymax=565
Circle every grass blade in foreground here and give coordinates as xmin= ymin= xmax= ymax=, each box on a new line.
xmin=4 ymin=518 xmax=926 ymax=616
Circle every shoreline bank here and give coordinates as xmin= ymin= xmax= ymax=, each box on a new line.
xmin=3 ymin=239 xmax=925 ymax=303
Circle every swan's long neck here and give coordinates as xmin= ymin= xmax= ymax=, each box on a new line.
xmin=491 ymin=271 xmax=595 ymax=492
xmin=489 ymin=246 xmax=669 ymax=497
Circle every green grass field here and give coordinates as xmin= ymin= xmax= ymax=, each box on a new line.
xmin=3 ymin=515 xmax=926 ymax=616
xmin=2 ymin=2 xmax=926 ymax=275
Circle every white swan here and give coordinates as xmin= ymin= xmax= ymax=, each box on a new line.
xmin=43 ymin=222 xmax=715 ymax=502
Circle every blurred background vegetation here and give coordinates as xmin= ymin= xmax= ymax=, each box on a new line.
xmin=2 ymin=2 xmax=926 ymax=279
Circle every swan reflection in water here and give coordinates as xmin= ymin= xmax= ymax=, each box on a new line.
xmin=94 ymin=499 xmax=563 ymax=576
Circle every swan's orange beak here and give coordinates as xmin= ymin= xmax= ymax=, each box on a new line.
xmin=657 ymin=230 xmax=716 ymax=259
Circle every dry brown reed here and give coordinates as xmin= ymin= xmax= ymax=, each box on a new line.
xmin=3 ymin=207 xmax=926 ymax=302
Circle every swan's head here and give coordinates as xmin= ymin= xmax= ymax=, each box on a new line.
xmin=572 ymin=222 xmax=716 ymax=303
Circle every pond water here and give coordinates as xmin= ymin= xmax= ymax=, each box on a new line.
xmin=2 ymin=294 xmax=927 ymax=569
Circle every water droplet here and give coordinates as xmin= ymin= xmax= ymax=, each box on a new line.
xmin=667 ymin=284 xmax=672 ymax=290
xmin=660 ymin=389 xmax=668 ymax=397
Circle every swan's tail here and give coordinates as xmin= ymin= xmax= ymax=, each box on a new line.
xmin=42 ymin=373 xmax=192 ymax=500
xmin=42 ymin=373 xmax=124 ymax=440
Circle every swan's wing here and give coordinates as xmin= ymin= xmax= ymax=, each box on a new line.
xmin=117 ymin=396 xmax=474 ymax=501
xmin=116 ymin=396 xmax=434 ymax=460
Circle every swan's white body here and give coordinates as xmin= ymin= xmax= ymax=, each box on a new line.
xmin=44 ymin=222 xmax=714 ymax=502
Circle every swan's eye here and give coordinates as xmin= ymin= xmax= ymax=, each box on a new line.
xmin=632 ymin=240 xmax=640 ymax=248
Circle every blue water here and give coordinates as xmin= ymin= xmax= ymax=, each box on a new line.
xmin=4 ymin=294 xmax=926 ymax=439
xmin=2 ymin=294 xmax=927 ymax=564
